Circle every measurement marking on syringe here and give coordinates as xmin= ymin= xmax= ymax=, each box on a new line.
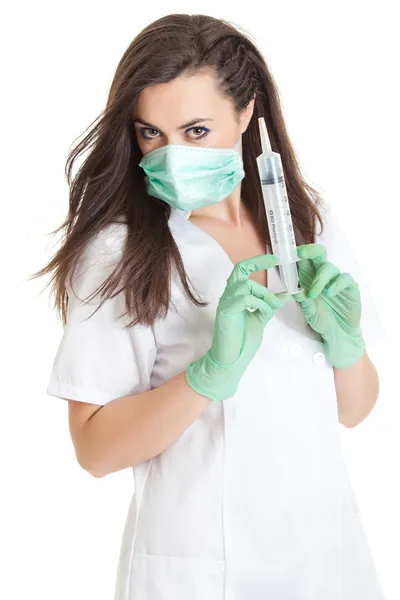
xmin=269 ymin=210 xmax=279 ymax=245
xmin=260 ymin=177 xmax=284 ymax=185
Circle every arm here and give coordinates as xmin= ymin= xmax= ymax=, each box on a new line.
xmin=334 ymin=351 xmax=380 ymax=428
xmin=68 ymin=254 xmax=288 ymax=478
xmin=69 ymin=370 xmax=211 ymax=479
xmin=293 ymin=243 xmax=381 ymax=428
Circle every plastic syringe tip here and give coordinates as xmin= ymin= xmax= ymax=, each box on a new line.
xmin=258 ymin=117 xmax=272 ymax=153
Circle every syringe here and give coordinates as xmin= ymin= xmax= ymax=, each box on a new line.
xmin=256 ymin=117 xmax=302 ymax=294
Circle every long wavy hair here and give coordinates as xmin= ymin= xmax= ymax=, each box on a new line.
xmin=30 ymin=13 xmax=324 ymax=328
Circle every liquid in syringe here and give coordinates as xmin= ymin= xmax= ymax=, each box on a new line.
xmin=256 ymin=117 xmax=302 ymax=294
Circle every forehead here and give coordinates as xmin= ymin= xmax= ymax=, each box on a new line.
xmin=133 ymin=69 xmax=231 ymax=126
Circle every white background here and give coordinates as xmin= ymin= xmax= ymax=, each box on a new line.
xmin=2 ymin=1 xmax=399 ymax=598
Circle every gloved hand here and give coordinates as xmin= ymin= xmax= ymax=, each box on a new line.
xmin=293 ymin=243 xmax=366 ymax=369
xmin=186 ymin=254 xmax=291 ymax=401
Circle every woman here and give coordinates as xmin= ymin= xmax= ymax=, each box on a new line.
xmin=36 ymin=13 xmax=386 ymax=600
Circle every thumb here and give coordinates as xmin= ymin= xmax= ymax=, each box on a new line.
xmin=293 ymin=290 xmax=318 ymax=322
xmin=293 ymin=289 xmax=307 ymax=303
xmin=275 ymin=291 xmax=293 ymax=307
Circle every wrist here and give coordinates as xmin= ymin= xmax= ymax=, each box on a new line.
xmin=186 ymin=351 xmax=239 ymax=401
xmin=322 ymin=327 xmax=366 ymax=369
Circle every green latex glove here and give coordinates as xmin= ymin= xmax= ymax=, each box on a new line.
xmin=186 ymin=254 xmax=291 ymax=401
xmin=293 ymin=243 xmax=366 ymax=369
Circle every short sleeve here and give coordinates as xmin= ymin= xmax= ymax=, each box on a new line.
xmin=46 ymin=223 xmax=157 ymax=405
xmin=316 ymin=202 xmax=386 ymax=348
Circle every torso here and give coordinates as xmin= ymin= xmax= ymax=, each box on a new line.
xmin=188 ymin=212 xmax=268 ymax=287
xmin=114 ymin=206 xmax=385 ymax=600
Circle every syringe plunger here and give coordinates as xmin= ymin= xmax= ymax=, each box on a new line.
xmin=258 ymin=117 xmax=272 ymax=153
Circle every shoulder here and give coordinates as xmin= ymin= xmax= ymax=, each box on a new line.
xmin=78 ymin=220 xmax=128 ymax=266
xmin=315 ymin=197 xmax=333 ymax=233
xmin=67 ymin=220 xmax=128 ymax=300
xmin=315 ymin=198 xmax=343 ymax=248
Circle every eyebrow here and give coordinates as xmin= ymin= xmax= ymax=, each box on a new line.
xmin=133 ymin=117 xmax=214 ymax=131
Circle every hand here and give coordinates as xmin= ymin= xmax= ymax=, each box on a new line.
xmin=293 ymin=243 xmax=366 ymax=369
xmin=186 ymin=254 xmax=291 ymax=401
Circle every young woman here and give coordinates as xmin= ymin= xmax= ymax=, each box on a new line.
xmin=36 ymin=13 xmax=386 ymax=600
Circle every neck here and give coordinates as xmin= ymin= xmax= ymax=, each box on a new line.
xmin=189 ymin=187 xmax=248 ymax=228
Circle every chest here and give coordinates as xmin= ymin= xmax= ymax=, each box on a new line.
xmin=188 ymin=216 xmax=269 ymax=287
xmin=158 ymin=214 xmax=333 ymax=391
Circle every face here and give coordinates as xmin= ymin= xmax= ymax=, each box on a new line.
xmin=132 ymin=67 xmax=255 ymax=157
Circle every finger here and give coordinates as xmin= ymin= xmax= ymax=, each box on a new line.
xmin=308 ymin=261 xmax=340 ymax=298
xmin=227 ymin=254 xmax=280 ymax=286
xmin=223 ymin=280 xmax=281 ymax=308
xmin=275 ymin=291 xmax=293 ymax=306
xmin=218 ymin=290 xmax=277 ymax=316
xmin=229 ymin=280 xmax=290 ymax=312
xmin=293 ymin=289 xmax=308 ymax=303
xmin=218 ymin=294 xmax=248 ymax=316
xmin=244 ymin=295 xmax=274 ymax=320
xmin=246 ymin=286 xmax=292 ymax=312
xmin=297 ymin=296 xmax=318 ymax=323
xmin=297 ymin=244 xmax=328 ymax=272
xmin=326 ymin=272 xmax=358 ymax=297
xmin=292 ymin=289 xmax=318 ymax=322
xmin=246 ymin=280 xmax=285 ymax=310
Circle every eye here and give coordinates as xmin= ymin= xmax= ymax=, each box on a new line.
xmin=140 ymin=127 xmax=159 ymax=140
xmin=186 ymin=126 xmax=210 ymax=139
xmin=139 ymin=125 xmax=210 ymax=141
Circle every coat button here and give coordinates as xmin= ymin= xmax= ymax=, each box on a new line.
xmin=289 ymin=344 xmax=302 ymax=357
xmin=312 ymin=352 xmax=326 ymax=365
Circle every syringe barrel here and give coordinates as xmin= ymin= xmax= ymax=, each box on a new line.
xmin=256 ymin=151 xmax=300 ymax=293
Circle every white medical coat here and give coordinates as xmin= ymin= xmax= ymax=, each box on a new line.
xmin=46 ymin=201 xmax=386 ymax=600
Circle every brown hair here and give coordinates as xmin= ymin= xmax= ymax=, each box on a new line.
xmin=30 ymin=13 xmax=324 ymax=327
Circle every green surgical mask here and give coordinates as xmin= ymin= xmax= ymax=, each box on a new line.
xmin=138 ymin=135 xmax=245 ymax=211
